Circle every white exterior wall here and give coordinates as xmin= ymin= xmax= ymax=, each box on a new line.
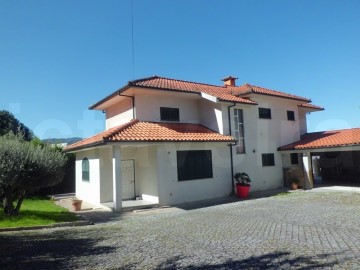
xmin=230 ymin=96 xmax=303 ymax=192
xmin=106 ymin=98 xmax=133 ymax=129
xmin=198 ymin=100 xmax=223 ymax=133
xmin=298 ymin=109 xmax=308 ymax=135
xmin=122 ymin=145 xmax=159 ymax=203
xmin=134 ymin=90 xmax=200 ymax=123
xmin=156 ymin=142 xmax=231 ymax=205
xmin=99 ymin=147 xmax=114 ymax=203
xmin=75 ymin=149 xmax=101 ymax=205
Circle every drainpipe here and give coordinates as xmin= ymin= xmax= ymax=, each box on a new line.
xmin=119 ymin=94 xmax=135 ymax=119
xmin=227 ymin=103 xmax=236 ymax=195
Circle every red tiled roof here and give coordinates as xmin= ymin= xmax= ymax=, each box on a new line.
xmin=91 ymin=75 xmax=319 ymax=109
xmin=298 ymin=103 xmax=324 ymax=111
xmin=64 ymin=119 xmax=235 ymax=152
xmin=279 ymin=128 xmax=360 ymax=150
xmin=129 ymin=76 xmax=256 ymax=104
xmin=230 ymin=83 xmax=311 ymax=102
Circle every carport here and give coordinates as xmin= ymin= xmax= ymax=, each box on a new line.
xmin=279 ymin=128 xmax=360 ymax=188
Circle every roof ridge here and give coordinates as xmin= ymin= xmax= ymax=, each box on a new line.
xmin=128 ymin=75 xmax=160 ymax=85
xmin=131 ymin=75 xmax=225 ymax=89
xmin=314 ymin=127 xmax=360 ymax=133
xmin=246 ymin=83 xmax=310 ymax=101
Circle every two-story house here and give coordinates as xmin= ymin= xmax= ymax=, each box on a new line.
xmin=65 ymin=75 xmax=324 ymax=211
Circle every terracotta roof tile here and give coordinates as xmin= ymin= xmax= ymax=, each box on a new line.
xmin=279 ymin=128 xmax=360 ymax=150
xmin=91 ymin=76 xmax=319 ymax=109
xmin=230 ymin=83 xmax=311 ymax=102
xmin=64 ymin=119 xmax=235 ymax=152
xmin=130 ymin=76 xmax=256 ymax=104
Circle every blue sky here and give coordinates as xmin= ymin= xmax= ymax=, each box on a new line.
xmin=1 ymin=0 xmax=360 ymax=139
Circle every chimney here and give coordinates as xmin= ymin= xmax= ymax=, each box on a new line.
xmin=222 ymin=76 xmax=238 ymax=87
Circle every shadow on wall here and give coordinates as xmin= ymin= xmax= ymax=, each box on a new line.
xmin=173 ymin=188 xmax=289 ymax=211
xmin=149 ymin=252 xmax=339 ymax=270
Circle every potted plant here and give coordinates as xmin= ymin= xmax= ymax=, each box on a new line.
xmin=234 ymin=172 xmax=251 ymax=198
xmin=290 ymin=178 xmax=300 ymax=190
xmin=71 ymin=198 xmax=83 ymax=211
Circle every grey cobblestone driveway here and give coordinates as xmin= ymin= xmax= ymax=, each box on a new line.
xmin=1 ymin=191 xmax=360 ymax=269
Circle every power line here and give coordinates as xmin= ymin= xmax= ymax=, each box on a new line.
xmin=131 ymin=0 xmax=135 ymax=79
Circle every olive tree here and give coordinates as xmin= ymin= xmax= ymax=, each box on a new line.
xmin=0 ymin=133 xmax=66 ymax=216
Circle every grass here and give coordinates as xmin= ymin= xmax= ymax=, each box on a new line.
xmin=273 ymin=192 xmax=296 ymax=197
xmin=0 ymin=197 xmax=78 ymax=228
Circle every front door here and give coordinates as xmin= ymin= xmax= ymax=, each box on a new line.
xmin=121 ymin=159 xmax=135 ymax=200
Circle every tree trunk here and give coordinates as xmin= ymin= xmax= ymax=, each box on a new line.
xmin=14 ymin=191 xmax=25 ymax=215
xmin=3 ymin=195 xmax=15 ymax=216
xmin=2 ymin=190 xmax=25 ymax=216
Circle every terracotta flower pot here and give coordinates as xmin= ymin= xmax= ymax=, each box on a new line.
xmin=71 ymin=199 xmax=82 ymax=211
xmin=236 ymin=184 xmax=251 ymax=198
xmin=290 ymin=183 xmax=298 ymax=190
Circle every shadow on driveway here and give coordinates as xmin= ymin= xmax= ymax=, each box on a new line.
xmin=0 ymin=230 xmax=116 ymax=270
xmin=151 ymin=252 xmax=339 ymax=270
xmin=173 ymin=187 xmax=289 ymax=211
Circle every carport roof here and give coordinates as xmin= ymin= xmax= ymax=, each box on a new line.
xmin=279 ymin=128 xmax=360 ymax=151
xmin=64 ymin=119 xmax=236 ymax=152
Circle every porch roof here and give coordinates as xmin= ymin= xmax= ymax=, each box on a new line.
xmin=64 ymin=119 xmax=236 ymax=152
xmin=279 ymin=128 xmax=360 ymax=151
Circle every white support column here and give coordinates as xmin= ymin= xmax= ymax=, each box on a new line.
xmin=112 ymin=145 xmax=122 ymax=212
xmin=302 ymin=152 xmax=314 ymax=190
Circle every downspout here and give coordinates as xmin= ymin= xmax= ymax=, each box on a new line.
xmin=228 ymin=102 xmax=237 ymax=195
xmin=119 ymin=94 xmax=135 ymax=119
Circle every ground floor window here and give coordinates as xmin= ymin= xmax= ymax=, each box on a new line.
xmin=262 ymin=153 xmax=275 ymax=166
xmin=82 ymin=158 xmax=90 ymax=182
xmin=177 ymin=150 xmax=213 ymax=181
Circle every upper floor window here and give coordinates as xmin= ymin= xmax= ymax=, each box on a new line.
xmin=177 ymin=150 xmax=213 ymax=181
xmin=287 ymin=110 xmax=295 ymax=121
xmin=234 ymin=109 xmax=245 ymax=154
xmin=160 ymin=107 xmax=180 ymax=122
xmin=82 ymin=158 xmax=90 ymax=182
xmin=259 ymin=108 xmax=271 ymax=119
xmin=290 ymin=153 xmax=299 ymax=164
xmin=262 ymin=153 xmax=275 ymax=166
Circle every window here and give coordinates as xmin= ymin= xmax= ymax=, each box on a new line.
xmin=262 ymin=153 xmax=275 ymax=166
xmin=160 ymin=107 xmax=180 ymax=121
xmin=258 ymin=108 xmax=272 ymax=119
xmin=234 ymin=109 xmax=245 ymax=154
xmin=82 ymin=158 xmax=90 ymax=182
xmin=290 ymin=153 xmax=298 ymax=164
xmin=287 ymin=110 xmax=295 ymax=121
xmin=177 ymin=150 xmax=213 ymax=181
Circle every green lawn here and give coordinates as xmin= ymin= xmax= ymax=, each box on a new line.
xmin=0 ymin=197 xmax=78 ymax=228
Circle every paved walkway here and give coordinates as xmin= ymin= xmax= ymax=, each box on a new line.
xmin=54 ymin=188 xmax=288 ymax=224
xmin=1 ymin=189 xmax=360 ymax=269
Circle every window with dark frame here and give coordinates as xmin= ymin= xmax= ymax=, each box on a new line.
xmin=262 ymin=153 xmax=275 ymax=166
xmin=82 ymin=158 xmax=90 ymax=182
xmin=234 ymin=109 xmax=245 ymax=154
xmin=160 ymin=107 xmax=180 ymax=122
xmin=258 ymin=107 xmax=272 ymax=119
xmin=177 ymin=150 xmax=213 ymax=181
xmin=290 ymin=153 xmax=299 ymax=164
xmin=287 ymin=110 xmax=295 ymax=121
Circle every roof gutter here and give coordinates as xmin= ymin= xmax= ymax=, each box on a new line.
xmin=119 ymin=94 xmax=135 ymax=119
xmin=89 ymin=85 xmax=131 ymax=110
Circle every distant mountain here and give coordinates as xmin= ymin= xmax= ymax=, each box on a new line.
xmin=42 ymin=137 xmax=82 ymax=145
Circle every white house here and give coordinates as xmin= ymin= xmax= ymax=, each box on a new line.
xmin=65 ymin=75 xmax=325 ymax=211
